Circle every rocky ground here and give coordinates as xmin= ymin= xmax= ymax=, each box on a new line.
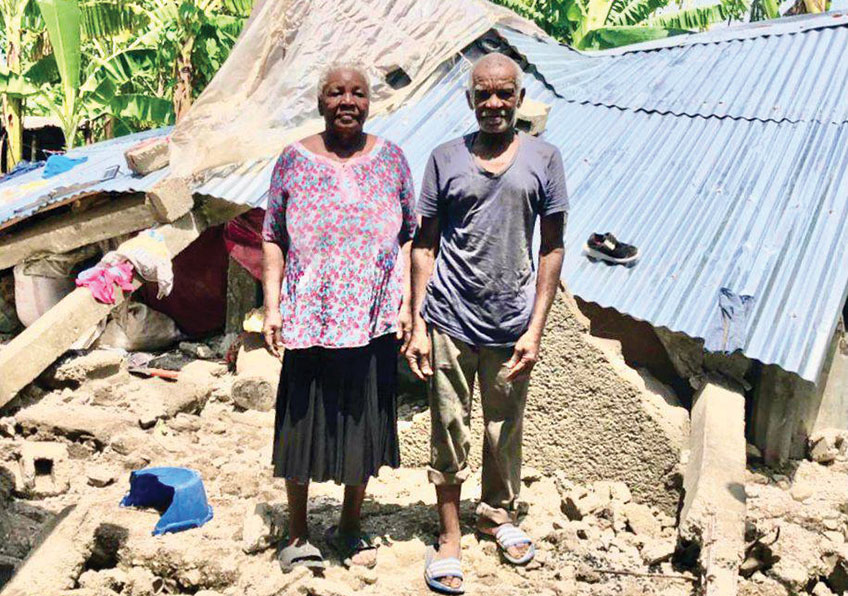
xmin=1 ymin=342 xmax=848 ymax=596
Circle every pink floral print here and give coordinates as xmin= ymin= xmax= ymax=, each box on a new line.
xmin=262 ymin=138 xmax=416 ymax=349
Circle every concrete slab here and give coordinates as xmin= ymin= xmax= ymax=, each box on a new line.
xmin=679 ymin=380 xmax=747 ymax=596
xmin=0 ymin=212 xmax=207 ymax=409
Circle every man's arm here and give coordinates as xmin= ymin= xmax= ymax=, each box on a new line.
xmin=262 ymin=241 xmax=285 ymax=358
xmin=506 ymin=212 xmax=565 ymax=381
xmin=405 ymin=216 xmax=440 ymax=380
xmin=397 ymin=240 xmax=413 ymax=350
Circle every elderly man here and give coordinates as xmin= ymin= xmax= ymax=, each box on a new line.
xmin=406 ymin=52 xmax=567 ymax=594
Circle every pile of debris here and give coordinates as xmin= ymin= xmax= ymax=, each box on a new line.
xmin=0 ymin=343 xmax=845 ymax=595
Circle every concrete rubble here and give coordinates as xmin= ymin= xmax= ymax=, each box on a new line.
xmin=0 ymin=308 xmax=844 ymax=595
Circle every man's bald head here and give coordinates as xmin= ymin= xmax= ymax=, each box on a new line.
xmin=468 ymin=52 xmax=523 ymax=94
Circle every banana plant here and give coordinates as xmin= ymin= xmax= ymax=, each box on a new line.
xmin=140 ymin=0 xmax=252 ymax=121
xmin=0 ymin=0 xmax=39 ymax=168
xmin=32 ymin=0 xmax=173 ymax=148
xmin=492 ymin=0 xmax=750 ymax=50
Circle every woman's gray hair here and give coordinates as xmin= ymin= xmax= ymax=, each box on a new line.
xmin=468 ymin=53 xmax=524 ymax=94
xmin=317 ymin=62 xmax=372 ymax=98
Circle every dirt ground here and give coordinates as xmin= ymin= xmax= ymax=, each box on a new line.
xmin=1 ymin=345 xmax=847 ymax=596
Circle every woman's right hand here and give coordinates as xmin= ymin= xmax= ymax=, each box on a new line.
xmin=263 ymin=309 xmax=284 ymax=359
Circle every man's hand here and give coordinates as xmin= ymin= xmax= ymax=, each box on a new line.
xmin=262 ymin=309 xmax=283 ymax=359
xmin=405 ymin=326 xmax=433 ymax=381
xmin=397 ymin=303 xmax=413 ymax=353
xmin=506 ymin=331 xmax=541 ymax=381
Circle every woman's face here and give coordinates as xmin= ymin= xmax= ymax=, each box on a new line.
xmin=319 ymin=69 xmax=370 ymax=137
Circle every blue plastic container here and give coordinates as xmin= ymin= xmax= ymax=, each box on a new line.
xmin=120 ymin=467 xmax=214 ymax=535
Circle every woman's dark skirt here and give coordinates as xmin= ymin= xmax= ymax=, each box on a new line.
xmin=272 ymin=333 xmax=401 ymax=485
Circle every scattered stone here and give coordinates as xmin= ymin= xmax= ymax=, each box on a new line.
xmin=180 ymin=341 xmax=216 ymax=360
xmin=242 ymin=502 xmax=284 ymax=554
xmin=562 ymin=488 xmax=606 ymax=521
xmin=0 ymin=416 xmax=15 ymax=437
xmin=747 ymin=443 xmax=763 ymax=461
xmin=51 ymin=350 xmax=124 ymax=385
xmin=297 ymin=576 xmax=352 ymax=596
xmin=110 ymin=429 xmax=149 ymax=456
xmin=168 ymin=413 xmax=202 ymax=433
xmin=812 ymin=581 xmax=836 ymax=596
xmin=623 ymin=502 xmax=662 ymax=538
xmin=137 ymin=410 xmax=161 ymax=430
xmin=78 ymin=568 xmax=128 ymax=593
xmin=353 ymin=565 xmax=378 ymax=585
xmin=810 ymin=430 xmax=842 ymax=464
xmin=231 ymin=378 xmax=275 ymax=412
xmin=640 ymin=538 xmax=676 ymax=565
xmin=790 ymin=482 xmax=814 ymax=502
xmin=575 ymin=565 xmax=601 ymax=584
xmin=87 ymin=465 xmax=117 ymax=488
xmin=16 ymin=402 xmax=135 ymax=447
xmin=124 ymin=567 xmax=160 ymax=596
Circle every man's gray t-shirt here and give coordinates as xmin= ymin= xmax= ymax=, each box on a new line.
xmin=417 ymin=131 xmax=569 ymax=347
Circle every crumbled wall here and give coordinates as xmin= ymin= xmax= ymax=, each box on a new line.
xmin=400 ymin=291 xmax=689 ymax=514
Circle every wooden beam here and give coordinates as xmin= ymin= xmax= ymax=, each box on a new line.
xmin=0 ymin=211 xmax=208 ymax=409
xmin=0 ymin=195 xmax=159 ymax=271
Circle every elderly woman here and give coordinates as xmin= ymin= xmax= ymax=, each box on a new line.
xmin=261 ymin=63 xmax=416 ymax=571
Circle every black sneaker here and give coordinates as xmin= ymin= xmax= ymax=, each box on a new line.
xmin=584 ymin=233 xmax=639 ymax=264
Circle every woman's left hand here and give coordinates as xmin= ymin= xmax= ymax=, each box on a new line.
xmin=397 ymin=303 xmax=413 ymax=353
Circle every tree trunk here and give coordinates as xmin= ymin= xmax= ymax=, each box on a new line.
xmin=173 ymin=37 xmax=196 ymax=122
xmin=103 ymin=116 xmax=114 ymax=140
xmin=3 ymin=21 xmax=23 ymax=170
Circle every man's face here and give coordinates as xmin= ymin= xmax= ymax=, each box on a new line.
xmin=467 ymin=63 xmax=525 ymax=134
xmin=319 ymin=69 xmax=370 ymax=136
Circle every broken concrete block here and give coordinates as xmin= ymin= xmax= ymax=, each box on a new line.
xmin=109 ymin=428 xmax=160 ymax=460
xmin=242 ymin=501 xmax=284 ymax=554
xmin=232 ymin=378 xmax=275 ymax=412
xmin=16 ymin=403 xmax=135 ymax=447
xmin=516 ymin=97 xmax=551 ymax=136
xmin=679 ymin=380 xmax=747 ymax=596
xmin=124 ymin=567 xmax=161 ymax=596
xmin=180 ymin=341 xmax=216 ymax=360
xmin=78 ymin=567 xmax=128 ymax=593
xmin=14 ymin=441 xmax=70 ymax=498
xmin=623 ymin=502 xmax=662 ymax=538
xmin=87 ymin=465 xmax=117 ymax=488
xmin=0 ymin=416 xmax=16 ymax=437
xmin=146 ymin=177 xmax=193 ymax=223
xmin=561 ymin=489 xmax=606 ymax=521
xmin=640 ymin=538 xmax=676 ymax=565
xmin=125 ymin=137 xmax=169 ymax=175
xmin=232 ymin=333 xmax=281 ymax=412
xmin=809 ymin=429 xmax=846 ymax=464
xmin=50 ymin=350 xmax=124 ymax=386
xmin=812 ymin=581 xmax=837 ymax=596
xmin=169 ymin=361 xmax=222 ymax=417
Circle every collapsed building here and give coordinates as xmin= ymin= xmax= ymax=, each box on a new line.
xmin=1 ymin=2 xmax=848 ymax=595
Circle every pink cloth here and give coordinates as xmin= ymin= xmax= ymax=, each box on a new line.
xmin=261 ymin=138 xmax=416 ymax=349
xmin=75 ymin=261 xmax=135 ymax=304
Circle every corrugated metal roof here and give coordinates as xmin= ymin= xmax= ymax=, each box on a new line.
xmin=491 ymin=16 xmax=848 ymax=381
xmin=0 ymin=127 xmax=171 ymax=228
xmin=498 ymin=13 xmax=848 ymax=124
xmin=554 ymin=105 xmax=848 ymax=382
xmin=3 ymin=14 xmax=844 ymax=381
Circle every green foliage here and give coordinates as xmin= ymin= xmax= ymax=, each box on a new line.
xmin=0 ymin=0 xmax=252 ymax=148
xmin=491 ymin=0 xmax=770 ymax=50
